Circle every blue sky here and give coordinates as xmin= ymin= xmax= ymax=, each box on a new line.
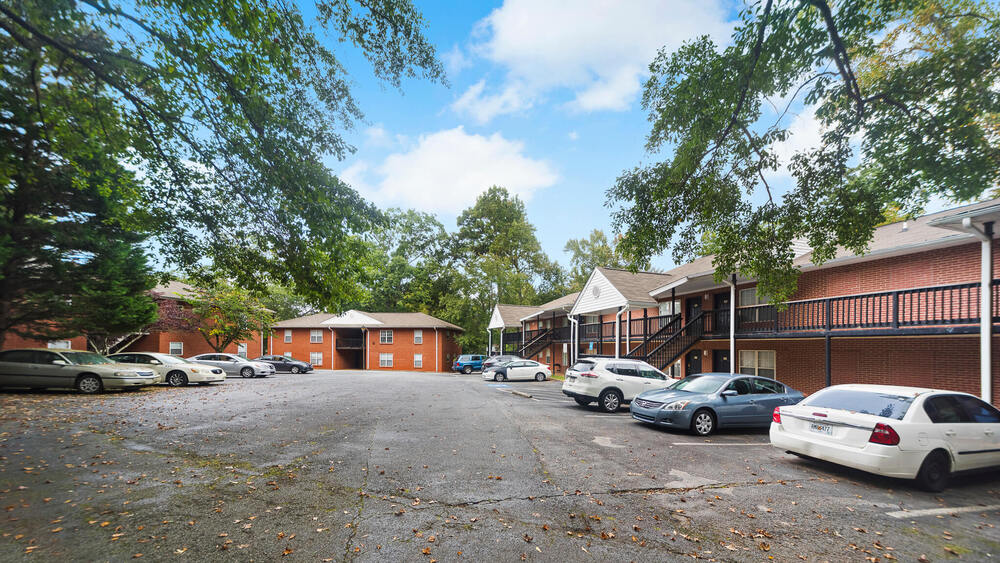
xmin=322 ymin=0 xmax=811 ymax=270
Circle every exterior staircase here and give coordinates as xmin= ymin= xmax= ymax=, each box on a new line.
xmin=519 ymin=328 xmax=552 ymax=359
xmin=625 ymin=312 xmax=705 ymax=370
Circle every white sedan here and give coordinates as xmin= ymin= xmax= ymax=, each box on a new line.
xmin=483 ymin=360 xmax=552 ymax=382
xmin=108 ymin=352 xmax=227 ymax=386
xmin=771 ymin=384 xmax=1000 ymax=491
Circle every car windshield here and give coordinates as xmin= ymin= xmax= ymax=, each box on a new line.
xmin=158 ymin=355 xmax=186 ymax=364
xmin=62 ymin=351 xmax=113 ymax=365
xmin=801 ymin=388 xmax=915 ymax=420
xmin=670 ymin=376 xmax=727 ymax=394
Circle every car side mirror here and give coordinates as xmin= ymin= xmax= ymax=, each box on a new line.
xmin=721 ymin=389 xmax=737 ymax=397
xmin=52 ymin=359 xmax=68 ymax=366
xmin=150 ymin=359 xmax=162 ymax=365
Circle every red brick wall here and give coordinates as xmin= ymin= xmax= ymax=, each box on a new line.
xmin=697 ymin=336 xmax=1000 ymax=404
xmin=124 ymin=330 xmax=264 ymax=359
xmin=2 ymin=333 xmax=87 ymax=350
xmin=268 ymin=327 xmax=335 ymax=368
xmin=365 ymin=328 xmax=461 ymax=372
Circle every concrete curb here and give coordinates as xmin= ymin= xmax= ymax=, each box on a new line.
xmin=511 ymin=390 xmax=533 ymax=399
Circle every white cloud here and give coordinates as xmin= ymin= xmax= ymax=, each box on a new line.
xmin=443 ymin=44 xmax=471 ymax=77
xmin=452 ymin=79 xmax=533 ymax=124
xmin=770 ymin=105 xmax=825 ymax=179
xmin=363 ymin=124 xmax=392 ymax=148
xmin=567 ymin=131 xmax=579 ymax=141
xmin=457 ymin=0 xmax=734 ymax=121
xmin=340 ymin=126 xmax=557 ymax=214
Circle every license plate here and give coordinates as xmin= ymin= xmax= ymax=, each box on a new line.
xmin=567 ymin=376 xmax=576 ymax=382
xmin=809 ymin=423 xmax=832 ymax=436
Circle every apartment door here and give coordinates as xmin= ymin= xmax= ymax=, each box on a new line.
xmin=685 ymin=297 xmax=702 ymax=322
xmin=712 ymin=349 xmax=730 ymax=373
xmin=713 ymin=292 xmax=731 ymax=333
xmin=685 ymin=350 xmax=702 ymax=375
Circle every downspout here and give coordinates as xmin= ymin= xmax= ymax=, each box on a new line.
xmin=487 ymin=328 xmax=492 ymax=356
xmin=962 ymin=217 xmax=993 ymax=402
xmin=362 ymin=328 xmax=368 ymax=370
xmin=724 ymin=275 xmax=736 ymax=375
xmin=329 ymin=327 xmax=335 ymax=370
xmin=568 ymin=315 xmax=579 ymax=365
xmin=626 ymin=309 xmax=631 ymax=353
xmin=614 ymin=306 xmax=625 ymax=359
xmin=435 ymin=328 xmax=439 ymax=372
xmin=499 ymin=329 xmax=504 ymax=355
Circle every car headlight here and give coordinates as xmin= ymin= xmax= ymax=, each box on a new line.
xmin=114 ymin=371 xmax=138 ymax=377
xmin=662 ymin=400 xmax=691 ymax=411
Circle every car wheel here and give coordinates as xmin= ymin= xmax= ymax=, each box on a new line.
xmin=691 ymin=409 xmax=716 ymax=436
xmin=463 ymin=366 xmax=472 ymax=374
xmin=915 ymin=450 xmax=951 ymax=492
xmin=574 ymin=398 xmax=591 ymax=406
xmin=76 ymin=374 xmax=103 ymax=395
xmin=534 ymin=372 xmax=546 ymax=382
xmin=598 ymin=389 xmax=622 ymax=413
xmin=291 ymin=366 xmax=301 ymax=374
xmin=166 ymin=371 xmax=188 ymax=387
xmin=495 ymin=372 xmax=506 ymax=382
xmin=240 ymin=367 xmax=254 ymax=378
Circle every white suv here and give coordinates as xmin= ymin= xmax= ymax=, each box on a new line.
xmin=562 ymin=357 xmax=676 ymax=413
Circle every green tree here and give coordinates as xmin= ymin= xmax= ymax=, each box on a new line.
xmin=66 ymin=236 xmax=159 ymax=355
xmin=0 ymin=0 xmax=443 ymax=308
xmin=188 ymin=283 xmax=275 ymax=353
xmin=563 ymin=230 xmax=634 ymax=290
xmin=260 ymin=284 xmax=319 ymax=322
xmin=608 ymin=0 xmax=1000 ymax=302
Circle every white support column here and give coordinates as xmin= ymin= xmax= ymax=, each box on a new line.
xmin=569 ymin=315 xmax=578 ymax=365
xmin=963 ymin=218 xmax=994 ymax=402
xmin=499 ymin=330 xmax=504 ymax=355
xmin=435 ymin=328 xmax=440 ymax=372
xmin=626 ymin=310 xmax=631 ymax=354
xmin=487 ymin=329 xmax=492 ymax=356
xmin=725 ymin=275 xmax=736 ymax=375
xmin=614 ymin=307 xmax=624 ymax=359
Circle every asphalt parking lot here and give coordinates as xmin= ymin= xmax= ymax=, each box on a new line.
xmin=1 ymin=370 xmax=998 ymax=561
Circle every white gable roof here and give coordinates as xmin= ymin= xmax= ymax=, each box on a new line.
xmin=570 ymin=269 xmax=627 ymax=316
xmin=488 ymin=306 xmax=506 ymax=330
xmin=320 ymin=310 xmax=383 ymax=326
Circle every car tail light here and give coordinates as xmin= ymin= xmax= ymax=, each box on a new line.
xmin=868 ymin=423 xmax=900 ymax=446
xmin=579 ymin=372 xmax=599 ymax=378
xmin=772 ymin=407 xmax=781 ymax=423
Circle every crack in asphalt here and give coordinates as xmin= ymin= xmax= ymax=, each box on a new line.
xmin=343 ymin=416 xmax=378 ymax=562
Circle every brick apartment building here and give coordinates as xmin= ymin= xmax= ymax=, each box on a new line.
xmin=493 ymin=199 xmax=999 ymax=404
xmin=271 ymin=310 xmax=462 ymax=371
xmin=4 ymin=281 xmax=265 ymax=358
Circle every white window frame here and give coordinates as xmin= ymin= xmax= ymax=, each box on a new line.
xmin=379 ymin=352 xmax=393 ymax=367
xmin=413 ymin=329 xmax=423 ymax=344
xmin=168 ymin=341 xmax=184 ymax=356
xmin=413 ymin=353 xmax=423 ymax=368
xmin=47 ymin=340 xmax=72 ymax=350
xmin=309 ymin=352 xmax=323 ymax=366
xmin=310 ymin=329 xmax=323 ymax=344
xmin=739 ymin=350 xmax=776 ymax=378
xmin=739 ymin=287 xmax=768 ymax=306
xmin=237 ymin=343 xmax=248 ymax=358
xmin=657 ymin=300 xmax=680 ymax=316
xmin=283 ymin=351 xmax=292 ymax=358
xmin=284 ymin=329 xmax=292 ymax=343
xmin=379 ymin=329 xmax=393 ymax=344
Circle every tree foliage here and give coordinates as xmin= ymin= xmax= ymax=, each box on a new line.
xmin=0 ymin=0 xmax=443 ymax=308
xmin=187 ymin=282 xmax=275 ymax=353
xmin=608 ymin=0 xmax=1000 ymax=302
xmin=563 ymin=230 xmax=636 ymax=290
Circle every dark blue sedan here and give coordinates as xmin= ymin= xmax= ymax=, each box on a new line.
xmin=630 ymin=373 xmax=804 ymax=436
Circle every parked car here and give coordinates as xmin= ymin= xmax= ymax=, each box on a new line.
xmin=771 ymin=384 xmax=1000 ymax=491
xmin=562 ymin=357 xmax=676 ymax=413
xmin=483 ymin=359 xmax=551 ymax=382
xmin=452 ymin=354 xmax=486 ymax=374
xmin=253 ymin=355 xmax=314 ymax=374
xmin=631 ymin=373 xmax=805 ymax=436
xmin=0 ymin=349 xmax=157 ymax=394
xmin=483 ymin=354 xmax=523 ymax=371
xmin=108 ymin=352 xmax=226 ymax=387
xmin=187 ymin=353 xmax=275 ymax=378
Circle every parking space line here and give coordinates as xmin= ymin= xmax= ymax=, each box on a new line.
xmin=886 ymin=504 xmax=1000 ymax=519
xmin=670 ymin=442 xmax=770 ymax=446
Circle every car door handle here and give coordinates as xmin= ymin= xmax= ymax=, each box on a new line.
xmin=615 ymin=378 xmax=623 ymax=381
xmin=944 ymin=430 xmax=957 ymax=437
xmin=985 ymin=429 xmax=995 ymax=436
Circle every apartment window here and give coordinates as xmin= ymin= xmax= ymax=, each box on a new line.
xmin=665 ymin=361 xmax=681 ymax=378
xmin=739 ymin=287 xmax=768 ymax=306
xmin=47 ymin=340 xmax=72 ymax=350
xmin=413 ymin=329 xmax=423 ymax=344
xmin=310 ymin=329 xmax=323 ymax=343
xmin=658 ymin=301 xmax=680 ymax=316
xmin=310 ymin=352 xmax=323 ymax=366
xmin=284 ymin=329 xmax=292 ymax=343
xmin=237 ymin=343 xmax=248 ymax=358
xmin=739 ymin=350 xmax=776 ymax=378
xmin=168 ymin=341 xmax=184 ymax=356
xmin=413 ymin=353 xmax=423 ymax=368
xmin=379 ymin=353 xmax=393 ymax=367
xmin=379 ymin=329 xmax=393 ymax=344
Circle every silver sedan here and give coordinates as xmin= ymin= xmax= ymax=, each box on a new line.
xmin=187 ymin=353 xmax=275 ymax=378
